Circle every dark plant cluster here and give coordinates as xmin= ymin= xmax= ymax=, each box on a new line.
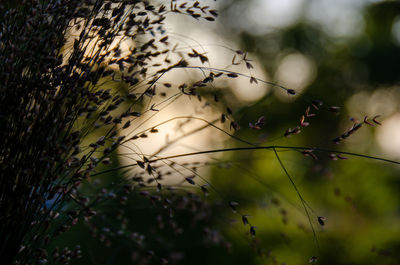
xmin=0 ymin=0 xmax=229 ymax=264
xmin=1 ymin=0 xmax=398 ymax=265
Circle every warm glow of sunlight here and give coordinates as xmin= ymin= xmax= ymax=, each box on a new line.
xmin=274 ymin=52 xmax=316 ymax=101
xmin=377 ymin=113 xmax=400 ymax=158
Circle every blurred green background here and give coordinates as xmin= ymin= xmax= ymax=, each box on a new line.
xmin=210 ymin=1 xmax=400 ymax=264
xmin=52 ymin=0 xmax=400 ymax=264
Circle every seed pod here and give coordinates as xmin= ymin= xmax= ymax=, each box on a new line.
xmin=185 ymin=177 xmax=195 ymax=185
xmin=229 ymin=201 xmax=239 ymax=213
xmin=137 ymin=161 xmax=145 ymax=169
xmin=242 ymin=215 xmax=250 ymax=225
xmin=329 ymin=106 xmax=340 ymax=113
xmin=146 ymin=165 xmax=153 ymax=174
xmin=249 ymin=76 xmax=258 ymax=84
xmin=250 ymin=226 xmax=257 ymax=236
xmin=122 ymin=120 xmax=131 ymax=129
xmin=227 ymin=73 xmax=238 ymax=78
xmin=363 ymin=116 xmax=374 ymax=126
xmin=230 ymin=121 xmax=240 ymax=130
xmin=221 ymin=114 xmax=226 ymax=123
xmin=287 ymin=89 xmax=296 ymax=95
xmin=309 ymin=256 xmax=318 ymax=263
xmin=317 ymin=216 xmax=326 ymax=226
xmin=200 ymin=185 xmax=209 ymax=196
xmin=372 ymin=115 xmax=382 ymax=125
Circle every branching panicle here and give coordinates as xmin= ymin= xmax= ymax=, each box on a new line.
xmin=1 ymin=1 xmax=397 ymax=265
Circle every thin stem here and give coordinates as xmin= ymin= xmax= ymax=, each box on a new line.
xmin=92 ymin=145 xmax=400 ymax=177
xmin=273 ymin=148 xmax=319 ymax=249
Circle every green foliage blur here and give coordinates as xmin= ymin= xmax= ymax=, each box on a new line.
xmin=206 ymin=1 xmax=400 ymax=264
